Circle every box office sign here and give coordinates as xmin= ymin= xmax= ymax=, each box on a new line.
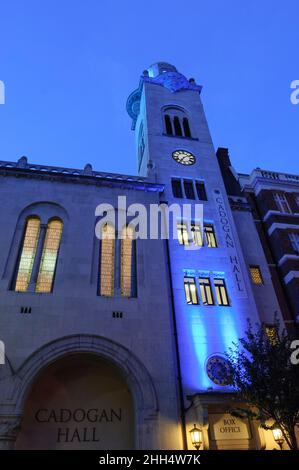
xmin=209 ymin=414 xmax=251 ymax=441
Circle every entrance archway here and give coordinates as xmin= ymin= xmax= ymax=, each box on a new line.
xmin=9 ymin=335 xmax=158 ymax=450
xmin=16 ymin=354 xmax=134 ymax=449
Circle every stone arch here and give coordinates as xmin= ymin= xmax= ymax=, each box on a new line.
xmin=11 ymin=334 xmax=159 ymax=449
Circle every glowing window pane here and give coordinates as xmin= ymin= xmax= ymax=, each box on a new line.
xmin=204 ymin=224 xmax=217 ymax=248
xmin=249 ymin=266 xmax=263 ymax=285
xmin=191 ymin=223 xmax=203 ymax=247
xmin=121 ymin=225 xmax=134 ymax=297
xmin=100 ymin=224 xmax=115 ymax=297
xmin=199 ymin=278 xmax=214 ymax=305
xmin=184 ymin=277 xmax=198 ymax=305
xmin=177 ymin=222 xmax=189 ymax=246
xmin=36 ymin=219 xmax=63 ymax=293
xmin=15 ymin=217 xmax=40 ymax=292
xmin=214 ymin=279 xmax=230 ymax=306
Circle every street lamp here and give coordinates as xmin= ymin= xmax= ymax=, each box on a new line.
xmin=189 ymin=424 xmax=202 ymax=450
xmin=272 ymin=427 xmax=284 ymax=450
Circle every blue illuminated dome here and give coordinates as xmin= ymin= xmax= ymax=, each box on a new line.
xmin=147 ymin=62 xmax=177 ymax=78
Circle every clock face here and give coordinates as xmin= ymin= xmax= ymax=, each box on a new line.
xmin=206 ymin=355 xmax=232 ymax=386
xmin=172 ymin=150 xmax=196 ymax=166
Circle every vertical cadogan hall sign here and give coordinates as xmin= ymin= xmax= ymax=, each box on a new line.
xmin=214 ymin=190 xmax=247 ymax=298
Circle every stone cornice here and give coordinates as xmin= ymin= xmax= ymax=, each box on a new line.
xmin=0 ymin=159 xmax=164 ymax=193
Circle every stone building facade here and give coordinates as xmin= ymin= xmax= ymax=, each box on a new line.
xmin=0 ymin=62 xmax=296 ymax=450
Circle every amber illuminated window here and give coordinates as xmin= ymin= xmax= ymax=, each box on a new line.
xmin=249 ymin=265 xmax=264 ymax=285
xmin=264 ymin=325 xmax=279 ymax=345
xmin=214 ymin=279 xmax=230 ymax=306
xmin=191 ymin=223 xmax=203 ymax=247
xmin=35 ymin=219 xmax=63 ymax=293
xmin=184 ymin=277 xmax=199 ymax=305
xmin=204 ymin=224 xmax=217 ymax=248
xmin=177 ymin=222 xmax=189 ymax=246
xmin=100 ymin=223 xmax=115 ymax=297
xmin=121 ymin=225 xmax=135 ymax=297
xmin=15 ymin=217 xmax=41 ymax=292
xmin=199 ymin=278 xmax=214 ymax=305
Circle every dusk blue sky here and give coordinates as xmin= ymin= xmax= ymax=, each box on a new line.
xmin=0 ymin=1 xmax=298 ymax=176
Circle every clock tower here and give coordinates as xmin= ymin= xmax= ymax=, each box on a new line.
xmin=127 ymin=63 xmax=282 ymax=449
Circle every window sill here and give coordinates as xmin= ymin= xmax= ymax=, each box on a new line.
xmin=162 ymin=133 xmax=198 ymax=141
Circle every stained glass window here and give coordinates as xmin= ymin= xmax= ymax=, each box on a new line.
xmin=36 ymin=219 xmax=63 ymax=293
xmin=15 ymin=217 xmax=41 ymax=292
xmin=121 ymin=225 xmax=134 ymax=297
xmin=100 ymin=223 xmax=115 ymax=297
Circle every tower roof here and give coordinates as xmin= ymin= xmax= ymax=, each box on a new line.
xmin=147 ymin=62 xmax=177 ymax=78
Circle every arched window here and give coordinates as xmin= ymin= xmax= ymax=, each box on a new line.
xmin=100 ymin=223 xmax=115 ymax=296
xmin=121 ymin=225 xmax=135 ymax=297
xmin=15 ymin=217 xmax=41 ymax=292
xmin=183 ymin=117 xmax=191 ymax=138
xmin=173 ymin=116 xmax=182 ymax=136
xmin=36 ymin=219 xmax=63 ymax=293
xmin=164 ymin=114 xmax=173 ymax=135
xmin=162 ymin=106 xmax=192 ymax=138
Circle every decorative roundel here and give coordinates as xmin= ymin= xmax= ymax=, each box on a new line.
xmin=172 ymin=150 xmax=196 ymax=166
xmin=206 ymin=355 xmax=232 ymax=386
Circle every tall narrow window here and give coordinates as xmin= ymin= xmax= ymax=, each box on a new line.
xmin=164 ymin=114 xmax=173 ymax=135
xmin=289 ymin=232 xmax=299 ymax=253
xmin=100 ymin=223 xmax=115 ymax=297
xmin=204 ymin=224 xmax=218 ymax=247
xmin=214 ymin=279 xmax=230 ymax=306
xmin=121 ymin=225 xmax=134 ymax=297
xmin=273 ymin=192 xmax=291 ymax=213
xmin=196 ymin=182 xmax=207 ymax=201
xmin=177 ymin=222 xmax=189 ymax=245
xmin=171 ymin=179 xmax=183 ymax=198
xmin=15 ymin=217 xmax=41 ymax=292
xmin=36 ymin=219 xmax=63 ymax=293
xmin=184 ymin=180 xmax=195 ymax=199
xmin=173 ymin=116 xmax=182 ymax=136
xmin=138 ymin=123 xmax=145 ymax=171
xmin=184 ymin=277 xmax=199 ymax=304
xmin=183 ymin=117 xmax=191 ymax=137
xmin=249 ymin=265 xmax=264 ymax=285
xmin=191 ymin=223 xmax=203 ymax=247
xmin=199 ymin=278 xmax=214 ymax=305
